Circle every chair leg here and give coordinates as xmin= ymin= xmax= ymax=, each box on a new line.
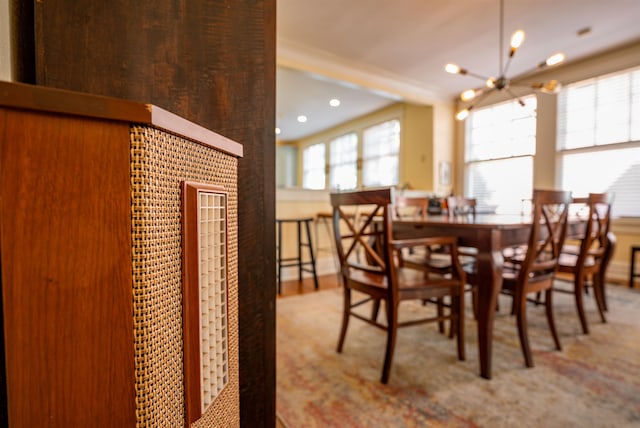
xmin=381 ymin=300 xmax=398 ymax=384
xmin=336 ymin=288 xmax=351 ymax=353
xmin=471 ymin=288 xmax=478 ymax=320
xmin=437 ymin=297 xmax=445 ymax=334
xmin=371 ymin=298 xmax=381 ymax=322
xmin=592 ymin=271 xmax=607 ymax=324
xmin=516 ymin=289 xmax=534 ymax=368
xmin=574 ymin=274 xmax=590 ymax=334
xmin=545 ymin=289 xmax=562 ymax=351
xmin=455 ymin=294 xmax=465 ymax=361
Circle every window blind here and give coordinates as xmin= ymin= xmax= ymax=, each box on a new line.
xmin=329 ymin=133 xmax=358 ymax=190
xmin=362 ymin=119 xmax=400 ymax=187
xmin=302 ymin=142 xmax=326 ymax=190
xmin=465 ymin=96 xmax=536 ymax=214
xmin=557 ymin=66 xmax=640 ymax=217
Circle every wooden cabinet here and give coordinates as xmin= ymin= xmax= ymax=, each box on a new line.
xmin=0 ymin=82 xmax=242 ymax=427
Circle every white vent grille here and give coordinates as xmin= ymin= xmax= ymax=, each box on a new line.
xmin=198 ymin=191 xmax=229 ymax=413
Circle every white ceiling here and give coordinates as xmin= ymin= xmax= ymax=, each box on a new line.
xmin=276 ymin=0 xmax=640 ymax=141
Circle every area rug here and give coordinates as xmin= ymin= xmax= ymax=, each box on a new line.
xmin=276 ymin=283 xmax=640 ymax=427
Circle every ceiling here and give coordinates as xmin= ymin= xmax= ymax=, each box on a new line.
xmin=276 ymin=0 xmax=640 ymax=141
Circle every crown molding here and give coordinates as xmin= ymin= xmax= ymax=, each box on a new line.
xmin=277 ymin=37 xmax=451 ymax=105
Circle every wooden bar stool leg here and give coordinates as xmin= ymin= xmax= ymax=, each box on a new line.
xmin=297 ymin=220 xmax=303 ymax=281
xmin=277 ymin=220 xmax=283 ymax=294
xmin=631 ymin=246 xmax=640 ymax=288
xmin=304 ymin=219 xmax=319 ymax=290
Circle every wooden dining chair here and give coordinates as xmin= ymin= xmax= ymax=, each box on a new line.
xmin=331 ymin=188 xmax=467 ymax=384
xmin=397 ymin=195 xmax=478 ymax=335
xmin=394 ymin=194 xmax=428 ymax=220
xmin=446 ymin=196 xmax=477 ymax=218
xmin=555 ymin=193 xmax=612 ymax=334
xmin=500 ymin=189 xmax=572 ymax=368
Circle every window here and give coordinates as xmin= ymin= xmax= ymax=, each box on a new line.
xmin=299 ymin=113 xmax=402 ymax=191
xmin=465 ymin=96 xmax=537 ymax=214
xmin=557 ymin=66 xmax=640 ymax=217
xmin=302 ymin=143 xmax=326 ymax=189
xmin=362 ymin=119 xmax=400 ymax=187
xmin=329 ymin=133 xmax=358 ymax=190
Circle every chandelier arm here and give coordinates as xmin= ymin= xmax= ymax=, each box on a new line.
xmin=462 ymin=70 xmax=492 ymax=81
xmin=499 ymin=0 xmax=504 ymax=73
xmin=464 ymin=88 xmax=495 ymax=112
xmin=502 ymin=51 xmax=514 ymax=77
xmin=506 ymin=88 xmax=526 ymax=106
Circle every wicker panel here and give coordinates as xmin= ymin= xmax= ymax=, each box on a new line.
xmin=131 ymin=125 xmax=239 ymax=427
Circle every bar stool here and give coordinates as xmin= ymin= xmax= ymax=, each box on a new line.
xmin=630 ymin=244 xmax=640 ymax=288
xmin=314 ymin=212 xmax=341 ymax=280
xmin=276 ymin=217 xmax=319 ymax=294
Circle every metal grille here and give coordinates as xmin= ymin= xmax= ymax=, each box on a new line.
xmin=198 ymin=191 xmax=229 ymax=412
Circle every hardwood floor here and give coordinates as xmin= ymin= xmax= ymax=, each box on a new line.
xmin=277 ymin=273 xmax=340 ymax=298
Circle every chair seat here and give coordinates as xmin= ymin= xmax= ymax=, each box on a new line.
xmin=558 ymin=252 xmax=596 ymax=269
xmin=402 ymin=251 xmax=477 ymax=272
xmin=347 ymin=266 xmax=464 ymax=297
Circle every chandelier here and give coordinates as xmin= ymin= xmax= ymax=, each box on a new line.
xmin=445 ymin=0 xmax=565 ymax=120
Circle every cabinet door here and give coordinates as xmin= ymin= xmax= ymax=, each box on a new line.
xmin=0 ymin=108 xmax=135 ymax=427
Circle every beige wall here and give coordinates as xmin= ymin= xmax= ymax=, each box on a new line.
xmin=401 ymin=103 xmax=434 ymax=190
xmin=0 ymin=0 xmax=10 ymax=81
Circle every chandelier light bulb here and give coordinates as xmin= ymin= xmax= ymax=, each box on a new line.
xmin=445 ymin=63 xmax=461 ymax=74
xmin=461 ymin=89 xmax=477 ymax=101
xmin=545 ymin=52 xmax=565 ymax=67
xmin=533 ymin=79 xmax=562 ymax=94
xmin=456 ymin=108 xmax=470 ymax=121
xmin=510 ymin=30 xmax=525 ymax=49
xmin=486 ymin=78 xmax=496 ymax=88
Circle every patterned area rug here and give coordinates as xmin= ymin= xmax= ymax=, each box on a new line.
xmin=276 ymin=283 xmax=640 ymax=427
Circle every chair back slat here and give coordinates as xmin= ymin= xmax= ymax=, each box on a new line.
xmin=394 ymin=195 xmax=428 ymax=220
xmin=447 ymin=196 xmax=477 ymax=218
xmin=519 ymin=189 xmax=572 ymax=284
xmin=579 ymin=193 xmax=612 ymax=263
xmin=331 ymin=188 xmax=394 ymax=291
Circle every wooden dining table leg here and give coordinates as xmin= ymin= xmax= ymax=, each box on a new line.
xmin=474 ymin=244 xmax=503 ymax=380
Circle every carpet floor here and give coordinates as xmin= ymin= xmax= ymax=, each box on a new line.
xmin=276 ymin=283 xmax=640 ymax=427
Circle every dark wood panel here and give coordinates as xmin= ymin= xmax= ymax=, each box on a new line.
xmin=0 ymin=109 xmax=135 ymax=426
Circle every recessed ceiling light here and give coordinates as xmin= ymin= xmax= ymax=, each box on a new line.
xmin=329 ymin=98 xmax=341 ymax=107
xmin=297 ymin=115 xmax=307 ymax=123
xmin=275 ymin=127 xmax=281 ymax=135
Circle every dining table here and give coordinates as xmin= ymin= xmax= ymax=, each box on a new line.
xmin=392 ymin=212 xmax=586 ymax=380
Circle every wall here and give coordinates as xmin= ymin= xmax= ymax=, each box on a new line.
xmin=401 ymin=103 xmax=434 ymax=190
xmin=0 ymin=0 xmax=9 ymax=80
xmin=276 ymin=143 xmax=298 ymax=188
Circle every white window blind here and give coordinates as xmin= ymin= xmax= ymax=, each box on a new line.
xmin=329 ymin=133 xmax=358 ymax=190
xmin=302 ymin=143 xmax=326 ymax=190
xmin=465 ymin=96 xmax=536 ymax=214
xmin=362 ymin=119 xmax=400 ymax=187
xmin=557 ymin=66 xmax=640 ymax=217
